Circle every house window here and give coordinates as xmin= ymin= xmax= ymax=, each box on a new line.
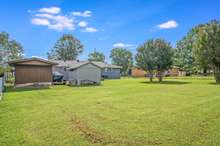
xmin=105 ymin=68 xmax=108 ymax=72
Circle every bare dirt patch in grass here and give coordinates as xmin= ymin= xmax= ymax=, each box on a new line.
xmin=70 ymin=116 xmax=112 ymax=145
xmin=70 ymin=116 xmax=162 ymax=145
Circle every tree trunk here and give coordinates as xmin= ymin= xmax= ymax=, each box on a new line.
xmin=186 ymin=72 xmax=191 ymax=76
xmin=157 ymin=71 xmax=163 ymax=82
xmin=203 ymin=68 xmax=207 ymax=76
xmin=214 ymin=64 xmax=220 ymax=84
xmin=149 ymin=72 xmax=153 ymax=82
xmin=159 ymin=76 xmax=162 ymax=82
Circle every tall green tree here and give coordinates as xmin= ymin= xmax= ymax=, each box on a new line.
xmin=47 ymin=34 xmax=83 ymax=61
xmin=174 ymin=31 xmax=197 ymax=75
xmin=175 ymin=26 xmax=212 ymax=76
xmin=0 ymin=31 xmax=24 ymax=73
xmin=136 ymin=40 xmax=156 ymax=82
xmin=193 ymin=20 xmax=220 ymax=83
xmin=110 ymin=48 xmax=133 ymax=75
xmin=154 ymin=39 xmax=173 ymax=82
xmin=136 ymin=39 xmax=173 ymax=82
xmin=88 ymin=49 xmax=105 ymax=62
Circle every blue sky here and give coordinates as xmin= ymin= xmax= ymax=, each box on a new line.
xmin=0 ymin=0 xmax=219 ymax=62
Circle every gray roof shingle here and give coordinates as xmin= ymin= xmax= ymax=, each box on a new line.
xmin=92 ymin=61 xmax=122 ymax=69
xmin=52 ymin=60 xmax=122 ymax=69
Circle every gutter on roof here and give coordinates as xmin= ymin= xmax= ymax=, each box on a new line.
xmin=7 ymin=57 xmax=58 ymax=66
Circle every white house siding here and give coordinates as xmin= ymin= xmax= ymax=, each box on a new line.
xmin=77 ymin=64 xmax=101 ymax=84
xmin=68 ymin=63 xmax=101 ymax=85
xmin=67 ymin=69 xmax=77 ymax=81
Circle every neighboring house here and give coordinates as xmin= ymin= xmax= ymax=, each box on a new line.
xmin=53 ymin=60 xmax=102 ymax=85
xmin=8 ymin=58 xmax=57 ymax=87
xmin=165 ymin=67 xmax=186 ymax=76
xmin=92 ymin=62 xmax=122 ymax=79
xmin=132 ymin=67 xmax=186 ymax=77
xmin=168 ymin=68 xmax=179 ymax=76
xmin=131 ymin=68 xmax=147 ymax=77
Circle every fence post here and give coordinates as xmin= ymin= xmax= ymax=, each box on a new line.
xmin=0 ymin=77 xmax=3 ymax=100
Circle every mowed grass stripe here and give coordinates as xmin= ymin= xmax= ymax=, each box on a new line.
xmin=0 ymin=77 xmax=219 ymax=146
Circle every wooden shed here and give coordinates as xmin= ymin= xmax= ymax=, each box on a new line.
xmin=8 ymin=58 xmax=57 ymax=87
xmin=67 ymin=61 xmax=102 ymax=85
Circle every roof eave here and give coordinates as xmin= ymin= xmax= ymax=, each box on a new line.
xmin=7 ymin=58 xmax=58 ymax=66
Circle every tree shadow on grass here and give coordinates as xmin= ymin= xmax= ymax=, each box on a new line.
xmin=208 ymin=82 xmax=220 ymax=85
xmin=5 ymin=85 xmax=50 ymax=93
xmin=140 ymin=80 xmax=191 ymax=85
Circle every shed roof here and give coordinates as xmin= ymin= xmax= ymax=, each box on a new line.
xmin=90 ymin=61 xmax=122 ymax=69
xmin=67 ymin=61 xmax=103 ymax=70
xmin=52 ymin=60 xmax=122 ymax=69
xmin=52 ymin=60 xmax=79 ymax=67
xmin=52 ymin=60 xmax=102 ymax=70
xmin=8 ymin=58 xmax=58 ymax=66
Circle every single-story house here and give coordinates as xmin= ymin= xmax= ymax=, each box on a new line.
xmin=92 ymin=62 xmax=122 ymax=79
xmin=165 ymin=67 xmax=186 ymax=76
xmin=131 ymin=68 xmax=147 ymax=77
xmin=53 ymin=60 xmax=102 ymax=85
xmin=8 ymin=58 xmax=57 ymax=87
xmin=132 ymin=67 xmax=186 ymax=77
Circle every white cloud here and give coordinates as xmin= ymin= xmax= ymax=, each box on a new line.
xmin=82 ymin=27 xmax=98 ymax=32
xmin=35 ymin=13 xmax=54 ymax=19
xmin=33 ymin=13 xmax=75 ymax=31
xmin=78 ymin=21 xmax=88 ymax=28
xmin=30 ymin=7 xmax=96 ymax=31
xmin=157 ymin=20 xmax=178 ymax=29
xmin=113 ymin=43 xmax=133 ymax=48
xmin=72 ymin=10 xmax=92 ymax=17
xmin=48 ymin=15 xmax=75 ymax=31
xmin=38 ymin=7 xmax=61 ymax=14
xmin=31 ymin=18 xmax=50 ymax=26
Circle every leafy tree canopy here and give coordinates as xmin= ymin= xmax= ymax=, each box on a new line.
xmin=47 ymin=34 xmax=83 ymax=61
xmin=174 ymin=31 xmax=197 ymax=74
xmin=0 ymin=31 xmax=24 ymax=73
xmin=192 ymin=20 xmax=220 ymax=83
xmin=88 ymin=49 xmax=105 ymax=62
xmin=110 ymin=48 xmax=133 ymax=75
xmin=136 ymin=39 xmax=173 ymax=82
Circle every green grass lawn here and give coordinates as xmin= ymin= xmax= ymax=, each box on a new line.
xmin=0 ymin=77 xmax=220 ymax=146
